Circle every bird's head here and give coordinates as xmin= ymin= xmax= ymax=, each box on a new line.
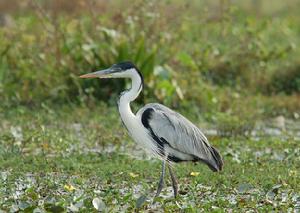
xmin=80 ymin=61 xmax=140 ymax=79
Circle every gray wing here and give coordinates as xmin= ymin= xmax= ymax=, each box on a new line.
xmin=138 ymin=103 xmax=223 ymax=171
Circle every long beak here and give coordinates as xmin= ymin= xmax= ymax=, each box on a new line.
xmin=79 ymin=68 xmax=112 ymax=79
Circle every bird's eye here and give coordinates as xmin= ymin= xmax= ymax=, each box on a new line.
xmin=116 ymin=67 xmax=123 ymax=72
xmin=111 ymin=66 xmax=122 ymax=73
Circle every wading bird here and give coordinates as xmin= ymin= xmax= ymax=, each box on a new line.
xmin=80 ymin=62 xmax=223 ymax=197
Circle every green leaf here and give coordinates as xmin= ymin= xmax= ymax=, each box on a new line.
xmin=176 ymin=52 xmax=197 ymax=70
xmin=237 ymin=183 xmax=253 ymax=194
xmin=134 ymin=37 xmax=146 ymax=63
xmin=117 ymin=42 xmax=129 ymax=62
xmin=140 ymin=50 xmax=156 ymax=78
xmin=136 ymin=194 xmax=147 ymax=209
xmin=44 ymin=203 xmax=64 ymax=213
xmin=92 ymin=197 xmax=106 ymax=211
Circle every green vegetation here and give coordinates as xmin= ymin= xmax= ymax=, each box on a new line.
xmin=0 ymin=106 xmax=299 ymax=212
xmin=0 ymin=0 xmax=299 ymax=212
xmin=1 ymin=1 xmax=299 ymax=115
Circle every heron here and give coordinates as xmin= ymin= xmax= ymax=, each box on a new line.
xmin=80 ymin=61 xmax=223 ymax=198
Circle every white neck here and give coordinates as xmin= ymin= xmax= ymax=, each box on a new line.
xmin=118 ymin=69 xmax=143 ymax=130
xmin=119 ymin=71 xmax=143 ymax=106
xmin=116 ymin=68 xmax=156 ymax=153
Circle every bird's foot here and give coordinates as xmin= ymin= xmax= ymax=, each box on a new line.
xmin=154 ymin=180 xmax=164 ymax=198
xmin=172 ymin=181 xmax=178 ymax=198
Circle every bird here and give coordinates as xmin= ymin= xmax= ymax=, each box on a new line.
xmin=80 ymin=61 xmax=223 ymax=198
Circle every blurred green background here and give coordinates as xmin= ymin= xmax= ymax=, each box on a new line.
xmin=0 ymin=0 xmax=299 ymax=119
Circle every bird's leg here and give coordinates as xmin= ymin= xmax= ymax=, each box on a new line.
xmin=168 ymin=165 xmax=178 ymax=198
xmin=155 ymin=161 xmax=166 ymax=197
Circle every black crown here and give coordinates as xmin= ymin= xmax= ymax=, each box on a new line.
xmin=115 ymin=61 xmax=136 ymax=70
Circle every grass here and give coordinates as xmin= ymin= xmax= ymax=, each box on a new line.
xmin=0 ymin=1 xmax=300 ymax=212
xmin=1 ymin=104 xmax=299 ymax=212
xmin=0 ymin=0 xmax=299 ymax=116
